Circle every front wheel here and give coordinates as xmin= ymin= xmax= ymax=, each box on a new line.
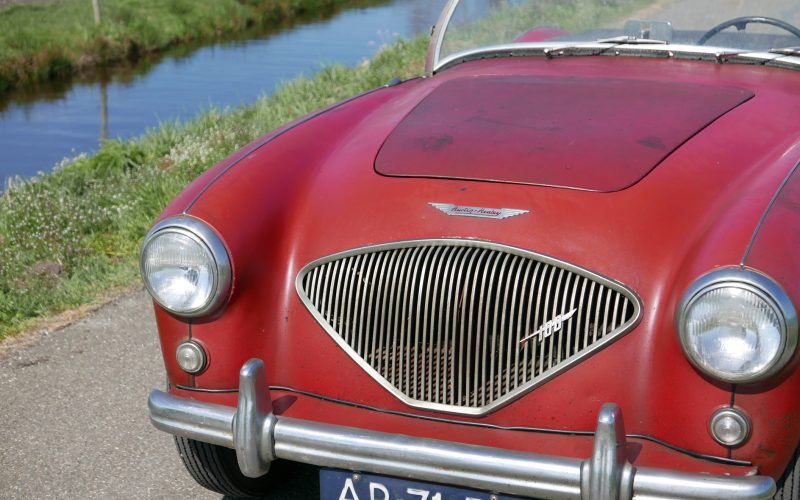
xmin=174 ymin=436 xmax=318 ymax=498
xmin=775 ymin=445 xmax=800 ymax=500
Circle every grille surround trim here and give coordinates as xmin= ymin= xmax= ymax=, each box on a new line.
xmin=296 ymin=239 xmax=642 ymax=416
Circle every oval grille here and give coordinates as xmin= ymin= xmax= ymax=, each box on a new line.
xmin=297 ymin=240 xmax=641 ymax=415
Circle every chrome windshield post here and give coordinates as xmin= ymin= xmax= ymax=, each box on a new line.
xmin=426 ymin=0 xmax=461 ymax=75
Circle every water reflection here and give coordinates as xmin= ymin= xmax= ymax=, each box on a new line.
xmin=0 ymin=0 xmax=447 ymax=182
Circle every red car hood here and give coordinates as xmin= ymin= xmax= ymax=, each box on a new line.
xmin=375 ymin=75 xmax=753 ymax=191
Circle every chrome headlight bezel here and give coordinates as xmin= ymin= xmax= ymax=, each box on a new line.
xmin=676 ymin=267 xmax=798 ymax=384
xmin=140 ymin=217 xmax=232 ymax=318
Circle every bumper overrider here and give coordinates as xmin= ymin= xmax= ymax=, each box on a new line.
xmin=148 ymin=359 xmax=775 ymax=500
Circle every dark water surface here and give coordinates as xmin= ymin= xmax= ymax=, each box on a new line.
xmin=0 ymin=0 xmax=447 ymax=183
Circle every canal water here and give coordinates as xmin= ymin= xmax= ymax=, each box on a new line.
xmin=0 ymin=0 xmax=447 ymax=183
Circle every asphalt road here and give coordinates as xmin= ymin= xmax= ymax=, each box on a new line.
xmin=0 ymin=289 xmax=321 ymax=499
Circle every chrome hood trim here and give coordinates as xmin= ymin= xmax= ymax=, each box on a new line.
xmin=434 ymin=42 xmax=800 ymax=74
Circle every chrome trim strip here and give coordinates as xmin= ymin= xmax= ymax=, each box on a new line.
xmin=148 ymin=360 xmax=776 ymax=499
xmin=174 ymin=385 xmax=238 ymax=393
xmin=741 ymin=157 xmax=800 ymax=265
xmin=433 ymin=42 xmax=800 ymax=74
xmin=295 ymin=239 xmax=643 ymax=416
xmin=140 ymin=216 xmax=232 ymax=318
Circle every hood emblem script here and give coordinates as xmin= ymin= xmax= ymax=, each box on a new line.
xmin=520 ymin=308 xmax=578 ymax=346
xmin=430 ymin=203 xmax=529 ymax=220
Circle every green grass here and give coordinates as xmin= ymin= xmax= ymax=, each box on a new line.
xmin=0 ymin=36 xmax=429 ymax=339
xmin=0 ymin=0 xmax=385 ymax=92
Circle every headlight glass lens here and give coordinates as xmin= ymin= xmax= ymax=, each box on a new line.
xmin=683 ymin=285 xmax=784 ymax=382
xmin=142 ymin=231 xmax=216 ymax=313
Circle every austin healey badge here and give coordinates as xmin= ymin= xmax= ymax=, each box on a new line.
xmin=430 ymin=203 xmax=529 ymax=220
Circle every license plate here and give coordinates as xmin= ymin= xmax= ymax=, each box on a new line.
xmin=319 ymin=469 xmax=519 ymax=500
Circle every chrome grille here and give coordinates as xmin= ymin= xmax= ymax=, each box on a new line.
xmin=297 ymin=240 xmax=640 ymax=415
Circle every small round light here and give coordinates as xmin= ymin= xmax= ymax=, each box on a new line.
xmin=677 ymin=268 xmax=797 ymax=383
xmin=176 ymin=341 xmax=207 ymax=374
xmin=709 ymin=408 xmax=750 ymax=447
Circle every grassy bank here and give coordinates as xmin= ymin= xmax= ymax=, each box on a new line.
xmin=0 ymin=36 xmax=428 ymax=339
xmin=0 ymin=0 xmax=383 ymax=92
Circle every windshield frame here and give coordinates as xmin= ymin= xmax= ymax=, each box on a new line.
xmin=425 ymin=0 xmax=800 ymax=74
xmin=426 ymin=0 xmax=460 ymax=74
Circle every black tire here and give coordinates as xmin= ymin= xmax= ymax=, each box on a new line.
xmin=776 ymin=446 xmax=800 ymax=500
xmin=174 ymin=436 xmax=320 ymax=498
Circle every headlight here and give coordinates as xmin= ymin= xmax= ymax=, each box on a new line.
xmin=140 ymin=217 xmax=231 ymax=317
xmin=677 ymin=268 xmax=797 ymax=383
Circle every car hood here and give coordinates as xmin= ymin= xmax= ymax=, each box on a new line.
xmin=375 ymin=75 xmax=753 ymax=192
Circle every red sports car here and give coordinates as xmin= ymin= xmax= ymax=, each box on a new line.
xmin=142 ymin=1 xmax=800 ymax=498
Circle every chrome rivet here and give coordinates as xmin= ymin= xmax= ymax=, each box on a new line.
xmin=353 ymin=473 xmax=361 ymax=482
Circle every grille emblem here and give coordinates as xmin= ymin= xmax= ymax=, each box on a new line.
xmin=520 ymin=308 xmax=577 ymax=346
xmin=430 ymin=203 xmax=528 ymax=219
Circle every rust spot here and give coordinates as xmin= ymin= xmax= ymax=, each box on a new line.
xmin=417 ymin=134 xmax=453 ymax=151
xmin=754 ymin=443 xmax=777 ymax=460
xmin=637 ymin=136 xmax=667 ymax=150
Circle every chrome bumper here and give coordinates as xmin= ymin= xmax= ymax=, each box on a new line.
xmin=148 ymin=359 xmax=775 ymax=500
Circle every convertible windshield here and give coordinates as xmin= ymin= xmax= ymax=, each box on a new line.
xmin=432 ymin=0 xmax=800 ymax=69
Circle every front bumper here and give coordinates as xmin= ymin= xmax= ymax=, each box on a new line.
xmin=149 ymin=359 xmax=775 ymax=500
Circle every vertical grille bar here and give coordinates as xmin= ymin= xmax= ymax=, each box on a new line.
xmin=428 ymin=247 xmax=448 ymax=402
xmin=469 ymin=250 xmax=489 ymax=404
xmin=435 ymin=247 xmax=456 ymax=403
xmin=473 ymin=253 xmax=498 ymax=406
xmin=449 ymin=248 xmax=471 ymax=405
xmin=407 ymin=247 xmax=426 ymax=398
xmin=358 ymin=253 xmax=376 ymax=361
xmin=298 ymin=241 xmax=640 ymax=414
xmin=505 ymin=257 xmax=524 ymax=392
xmin=374 ymin=251 xmax=394 ymax=375
xmin=388 ymin=248 xmax=409 ymax=386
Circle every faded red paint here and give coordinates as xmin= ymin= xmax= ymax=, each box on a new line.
xmin=375 ymin=76 xmax=753 ymax=191
xmin=151 ymin=55 xmax=800 ymax=480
